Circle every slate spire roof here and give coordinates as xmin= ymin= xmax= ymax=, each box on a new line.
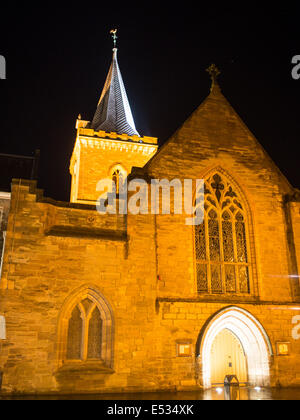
xmin=90 ymin=48 xmax=140 ymax=137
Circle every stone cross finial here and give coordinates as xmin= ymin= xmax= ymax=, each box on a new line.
xmin=110 ymin=29 xmax=118 ymax=49
xmin=206 ymin=64 xmax=221 ymax=91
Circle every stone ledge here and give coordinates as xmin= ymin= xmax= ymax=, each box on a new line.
xmin=55 ymin=361 xmax=115 ymax=376
xmin=157 ymin=297 xmax=300 ymax=306
xmin=156 ymin=295 xmax=259 ymax=304
xmin=44 ymin=226 xmax=128 ymax=241
xmin=77 ymin=127 xmax=158 ymax=145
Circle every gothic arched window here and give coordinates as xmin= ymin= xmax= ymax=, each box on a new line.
xmin=58 ymin=287 xmax=114 ymax=368
xmin=66 ymin=298 xmax=103 ymax=361
xmin=195 ymin=173 xmax=251 ymax=295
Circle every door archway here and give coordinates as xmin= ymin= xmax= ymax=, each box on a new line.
xmin=197 ymin=306 xmax=272 ymax=389
xmin=210 ymin=328 xmax=248 ymax=386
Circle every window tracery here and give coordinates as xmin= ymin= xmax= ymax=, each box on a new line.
xmin=66 ymin=298 xmax=103 ymax=361
xmin=57 ymin=287 xmax=114 ymax=369
xmin=195 ymin=173 xmax=251 ymax=295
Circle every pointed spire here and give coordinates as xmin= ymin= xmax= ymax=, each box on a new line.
xmin=90 ymin=30 xmax=140 ymax=137
xmin=206 ymin=63 xmax=221 ymax=93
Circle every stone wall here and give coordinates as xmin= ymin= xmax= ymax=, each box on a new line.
xmin=1 ymin=86 xmax=300 ymax=395
xmin=0 ymin=177 xmax=300 ymax=395
xmin=0 ymin=180 xmax=157 ymax=394
xmin=290 ymin=200 xmax=300 ymax=287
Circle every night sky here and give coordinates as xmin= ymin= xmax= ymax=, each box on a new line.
xmin=1 ymin=4 xmax=300 ymax=201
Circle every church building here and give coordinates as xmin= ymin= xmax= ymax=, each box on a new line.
xmin=0 ymin=36 xmax=300 ymax=395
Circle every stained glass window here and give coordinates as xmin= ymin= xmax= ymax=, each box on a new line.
xmin=238 ymin=266 xmax=250 ymax=293
xmin=225 ymin=264 xmax=236 ymax=293
xmin=208 ymin=210 xmax=220 ymax=262
xmin=195 ymin=223 xmax=206 ymax=260
xmin=197 ymin=263 xmax=208 ymax=293
xmin=235 ymin=212 xmax=248 ymax=263
xmin=211 ymin=264 xmax=223 ymax=293
xmin=222 ymin=212 xmax=234 ymax=262
xmin=194 ymin=173 xmax=251 ymax=295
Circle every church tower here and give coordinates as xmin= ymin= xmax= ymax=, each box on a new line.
xmin=70 ymin=30 xmax=158 ymax=204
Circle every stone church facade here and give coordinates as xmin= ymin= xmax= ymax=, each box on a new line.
xmin=0 ymin=45 xmax=300 ymax=395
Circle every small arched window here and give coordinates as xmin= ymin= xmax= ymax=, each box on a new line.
xmin=195 ymin=173 xmax=251 ymax=295
xmin=58 ymin=287 xmax=114 ymax=368
xmin=112 ymin=169 xmax=122 ymax=195
xmin=66 ymin=298 xmax=102 ymax=361
xmin=110 ymin=165 xmax=127 ymax=195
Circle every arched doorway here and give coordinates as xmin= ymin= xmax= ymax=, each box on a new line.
xmin=210 ymin=328 xmax=248 ymax=386
xmin=198 ymin=307 xmax=272 ymax=389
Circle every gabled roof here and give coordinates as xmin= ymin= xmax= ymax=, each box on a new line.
xmin=144 ymin=80 xmax=293 ymax=193
xmin=90 ymin=48 xmax=140 ymax=137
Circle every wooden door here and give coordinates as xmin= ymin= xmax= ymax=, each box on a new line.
xmin=210 ymin=328 xmax=248 ymax=386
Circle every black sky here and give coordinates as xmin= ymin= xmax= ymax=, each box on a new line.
xmin=1 ymin=3 xmax=300 ymax=201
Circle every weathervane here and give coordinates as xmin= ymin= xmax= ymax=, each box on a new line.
xmin=110 ymin=29 xmax=118 ymax=49
xmin=206 ymin=63 xmax=221 ymax=90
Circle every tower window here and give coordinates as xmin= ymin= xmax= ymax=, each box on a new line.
xmin=112 ymin=169 xmax=122 ymax=194
xmin=111 ymin=165 xmax=127 ymax=195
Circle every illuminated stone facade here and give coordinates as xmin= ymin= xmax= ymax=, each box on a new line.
xmin=0 ymin=58 xmax=300 ymax=395
xmin=70 ymin=123 xmax=157 ymax=204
